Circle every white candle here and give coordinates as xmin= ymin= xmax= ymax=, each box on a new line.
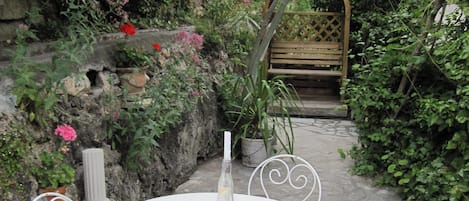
xmin=224 ymin=131 xmax=231 ymax=160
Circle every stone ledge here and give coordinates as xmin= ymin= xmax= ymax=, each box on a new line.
xmin=0 ymin=26 xmax=195 ymax=65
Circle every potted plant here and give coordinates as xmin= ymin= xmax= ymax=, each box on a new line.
xmin=33 ymin=151 xmax=75 ymax=192
xmin=114 ymin=22 xmax=161 ymax=95
xmin=32 ymin=124 xmax=77 ymax=197
xmin=221 ymin=67 xmax=299 ymax=167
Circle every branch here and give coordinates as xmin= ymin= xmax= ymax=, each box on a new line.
xmin=396 ymin=0 xmax=443 ymax=94
xmin=392 ymin=0 xmax=444 ymax=118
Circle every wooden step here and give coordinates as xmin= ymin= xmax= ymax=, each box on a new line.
xmin=282 ymin=77 xmax=341 ymax=87
xmin=269 ymin=98 xmax=348 ymax=118
xmin=268 ymin=69 xmax=342 ymax=76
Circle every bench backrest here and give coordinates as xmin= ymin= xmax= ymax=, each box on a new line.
xmin=270 ymin=41 xmax=342 ymax=68
xmin=269 ymin=11 xmax=348 ymax=74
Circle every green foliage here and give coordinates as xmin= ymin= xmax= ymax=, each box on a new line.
xmin=286 ymin=0 xmax=314 ymax=11
xmin=3 ymin=3 xmax=97 ymax=127
xmin=28 ymin=0 xmax=110 ymax=40
xmin=0 ymin=124 xmax=31 ymax=198
xmin=114 ymin=42 xmax=155 ymax=68
xmin=126 ymin=0 xmax=189 ymax=29
xmin=221 ymin=67 xmax=298 ymax=155
xmin=192 ymin=0 xmax=261 ymax=67
xmin=32 ymin=151 xmax=75 ymax=188
xmin=107 ymin=43 xmax=208 ymax=169
xmin=338 ymin=148 xmax=346 ymax=159
xmin=346 ymin=0 xmax=469 ymax=200
xmin=22 ymin=0 xmax=190 ymax=40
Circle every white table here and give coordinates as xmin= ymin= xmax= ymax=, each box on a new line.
xmin=146 ymin=192 xmax=276 ymax=201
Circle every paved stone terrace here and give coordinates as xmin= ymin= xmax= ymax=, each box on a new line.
xmin=174 ymin=118 xmax=402 ymax=201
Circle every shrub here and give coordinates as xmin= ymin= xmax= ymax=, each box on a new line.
xmin=0 ymin=121 xmax=31 ymax=199
xmin=192 ymin=0 xmax=262 ymax=67
xmin=346 ymin=1 xmax=469 ymax=200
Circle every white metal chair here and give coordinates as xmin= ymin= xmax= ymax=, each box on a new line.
xmin=32 ymin=192 xmax=73 ymax=201
xmin=247 ymin=154 xmax=322 ymax=201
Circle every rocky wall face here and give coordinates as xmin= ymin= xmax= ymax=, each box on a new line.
xmin=0 ymin=0 xmax=36 ymax=41
xmin=12 ymin=86 xmax=223 ymax=201
xmin=0 ymin=28 xmax=227 ymax=201
xmin=68 ymin=65 xmax=223 ymax=201
xmin=57 ymin=87 xmax=223 ymax=201
xmin=103 ymin=91 xmax=223 ymax=201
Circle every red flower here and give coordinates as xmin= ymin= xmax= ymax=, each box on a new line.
xmin=120 ymin=23 xmax=136 ymax=36
xmin=152 ymin=43 xmax=162 ymax=52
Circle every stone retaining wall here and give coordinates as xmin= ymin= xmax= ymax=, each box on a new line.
xmin=0 ymin=0 xmax=37 ymax=42
xmin=0 ymin=29 xmax=227 ymax=201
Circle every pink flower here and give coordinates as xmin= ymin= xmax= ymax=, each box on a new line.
xmin=192 ymin=90 xmax=201 ymax=97
xmin=176 ymin=31 xmax=190 ymax=42
xmin=175 ymin=31 xmax=204 ymax=49
xmin=192 ymin=55 xmax=201 ymax=65
xmin=55 ymin=124 xmax=77 ymax=141
xmin=189 ymin=33 xmax=203 ymax=49
xmin=112 ymin=111 xmax=120 ymax=120
xmin=18 ymin=23 xmax=29 ymax=30
xmin=244 ymin=0 xmax=251 ymax=5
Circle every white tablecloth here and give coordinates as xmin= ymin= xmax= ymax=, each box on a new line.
xmin=146 ymin=192 xmax=276 ymax=201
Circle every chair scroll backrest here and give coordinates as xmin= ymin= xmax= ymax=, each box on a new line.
xmin=248 ymin=154 xmax=322 ymax=201
xmin=32 ymin=192 xmax=73 ymax=201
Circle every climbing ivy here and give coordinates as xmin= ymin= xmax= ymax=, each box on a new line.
xmin=346 ymin=0 xmax=469 ymax=200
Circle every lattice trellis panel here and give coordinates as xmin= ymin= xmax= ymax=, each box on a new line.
xmin=274 ymin=12 xmax=343 ymax=42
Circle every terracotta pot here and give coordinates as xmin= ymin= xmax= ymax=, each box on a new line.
xmin=40 ymin=186 xmax=67 ymax=201
xmin=117 ymin=68 xmax=148 ymax=95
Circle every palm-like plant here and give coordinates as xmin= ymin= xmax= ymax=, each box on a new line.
xmin=222 ymin=67 xmax=299 ymax=154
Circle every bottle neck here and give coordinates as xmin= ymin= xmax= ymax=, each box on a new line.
xmin=221 ymin=159 xmax=232 ymax=174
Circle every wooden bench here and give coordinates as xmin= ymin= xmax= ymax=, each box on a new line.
xmin=267 ymin=9 xmax=351 ymax=100
xmin=269 ymin=41 xmax=343 ymax=77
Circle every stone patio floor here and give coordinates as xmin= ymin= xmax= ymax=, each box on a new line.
xmin=174 ymin=118 xmax=402 ymax=201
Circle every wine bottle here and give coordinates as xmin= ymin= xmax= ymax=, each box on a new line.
xmin=217 ymin=131 xmax=234 ymax=201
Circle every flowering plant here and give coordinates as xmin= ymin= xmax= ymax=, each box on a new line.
xmin=157 ymin=31 xmax=203 ymax=67
xmin=114 ymin=22 xmax=161 ymax=69
xmin=32 ymin=124 xmax=77 ymax=189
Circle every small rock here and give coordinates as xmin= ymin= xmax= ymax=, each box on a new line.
xmin=96 ymin=71 xmax=116 ymax=92
xmin=0 ymin=94 xmax=16 ymax=114
xmin=60 ymin=73 xmax=91 ymax=96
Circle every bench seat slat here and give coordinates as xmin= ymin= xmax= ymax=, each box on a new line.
xmin=271 ymin=48 xmax=342 ymax=55
xmin=268 ymin=69 xmax=342 ymax=76
xmin=270 ymin=59 xmax=342 ymax=65
xmin=271 ymin=53 xmax=342 ymax=60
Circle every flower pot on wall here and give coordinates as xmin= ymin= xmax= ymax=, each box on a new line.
xmin=117 ymin=68 xmax=148 ymax=95
xmin=241 ymin=137 xmax=274 ymax=167
xmin=39 ymin=186 xmax=67 ymax=201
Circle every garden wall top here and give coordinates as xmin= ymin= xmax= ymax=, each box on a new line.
xmin=0 ymin=26 xmax=195 ymax=69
